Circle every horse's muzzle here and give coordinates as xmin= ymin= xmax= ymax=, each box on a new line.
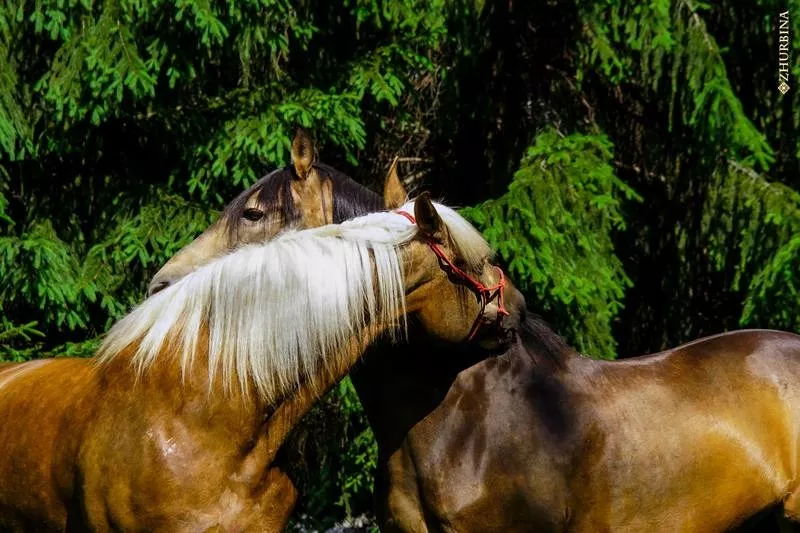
xmin=477 ymin=283 xmax=525 ymax=350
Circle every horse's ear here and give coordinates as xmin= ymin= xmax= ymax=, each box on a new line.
xmin=383 ymin=157 xmax=408 ymax=209
xmin=414 ymin=192 xmax=447 ymax=243
xmin=291 ymin=128 xmax=316 ymax=180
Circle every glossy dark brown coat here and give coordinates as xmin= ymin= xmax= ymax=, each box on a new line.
xmin=354 ymin=323 xmax=800 ymax=532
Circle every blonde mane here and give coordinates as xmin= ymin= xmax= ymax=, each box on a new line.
xmin=97 ymin=200 xmax=491 ymax=402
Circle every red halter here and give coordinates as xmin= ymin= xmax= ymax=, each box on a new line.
xmin=395 ymin=210 xmax=509 ymax=340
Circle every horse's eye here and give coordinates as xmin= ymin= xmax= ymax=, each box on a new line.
xmin=242 ymin=208 xmax=265 ymax=222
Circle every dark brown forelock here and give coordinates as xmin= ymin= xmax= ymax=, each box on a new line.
xmin=223 ymin=164 xmax=382 ymax=237
xmin=223 ymin=167 xmax=299 ymax=236
xmin=315 ymin=163 xmax=383 ymax=222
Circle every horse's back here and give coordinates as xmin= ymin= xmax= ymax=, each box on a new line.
xmin=666 ymin=328 xmax=800 ymax=360
xmin=0 ymin=357 xmax=98 ymax=532
xmin=583 ymin=329 xmax=800 ymax=397
xmin=430 ymin=328 xmax=800 ymax=532
xmin=0 ymin=361 xmax=19 ymax=374
xmin=730 ymin=329 xmax=800 ymax=379
xmin=0 ymin=357 xmax=97 ymax=403
xmin=568 ymin=329 xmax=800 ymax=532
xmin=663 ymin=329 xmax=800 ymax=408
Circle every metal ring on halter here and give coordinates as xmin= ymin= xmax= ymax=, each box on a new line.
xmin=395 ymin=210 xmax=509 ymax=340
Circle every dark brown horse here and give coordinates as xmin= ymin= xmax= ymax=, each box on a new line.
xmin=150 ymin=135 xmax=800 ymax=531
xmin=357 ymin=319 xmax=800 ymax=532
xmin=0 ymin=194 xmax=522 ymax=532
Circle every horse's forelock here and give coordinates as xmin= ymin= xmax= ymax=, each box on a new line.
xmin=223 ymin=164 xmax=382 ymax=237
xmin=223 ymin=167 xmax=299 ymax=236
xmin=316 ymin=163 xmax=383 ymax=222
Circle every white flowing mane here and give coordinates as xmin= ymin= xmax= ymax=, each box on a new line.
xmin=97 ymin=200 xmax=491 ymax=401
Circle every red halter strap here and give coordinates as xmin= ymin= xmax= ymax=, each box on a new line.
xmin=395 ymin=210 xmax=509 ymax=340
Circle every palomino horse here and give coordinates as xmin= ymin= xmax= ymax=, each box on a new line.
xmin=154 ymin=140 xmax=800 ymax=532
xmin=0 ymin=195 xmax=524 ymax=532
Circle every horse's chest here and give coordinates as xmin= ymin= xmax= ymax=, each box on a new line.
xmin=411 ymin=410 xmax=566 ymax=531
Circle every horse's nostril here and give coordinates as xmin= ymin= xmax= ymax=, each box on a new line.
xmin=148 ymin=280 xmax=171 ymax=297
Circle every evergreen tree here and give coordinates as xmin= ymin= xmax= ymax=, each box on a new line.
xmin=0 ymin=0 xmax=447 ymax=359
xmin=426 ymin=0 xmax=800 ymax=356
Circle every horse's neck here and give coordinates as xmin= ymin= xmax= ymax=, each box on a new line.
xmin=96 ymin=352 xmax=321 ymax=487
xmin=350 ymin=327 xmax=577 ymax=454
xmin=262 ymin=327 xmax=393 ymax=458
xmin=350 ymin=332 xmax=491 ymax=453
xmin=101 ymin=353 xmax=268 ymax=437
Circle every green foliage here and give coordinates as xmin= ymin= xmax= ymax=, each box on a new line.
xmin=0 ymin=0 xmax=447 ymax=359
xmin=286 ymin=378 xmax=377 ymax=529
xmin=1 ymin=220 xmax=87 ymax=330
xmin=333 ymin=380 xmax=378 ymax=515
xmin=463 ymin=128 xmax=640 ymax=358
xmin=569 ymin=0 xmax=800 ymax=350
xmin=579 ymin=0 xmax=774 ymax=169
xmin=705 ymin=161 xmax=800 ymax=331
xmin=0 ymin=318 xmax=43 ymax=361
